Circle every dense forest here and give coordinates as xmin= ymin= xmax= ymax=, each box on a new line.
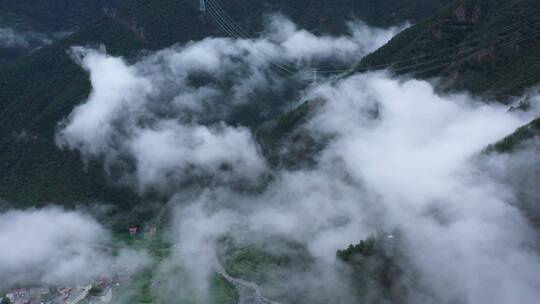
xmin=359 ymin=0 xmax=540 ymax=99
xmin=0 ymin=0 xmax=450 ymax=208
xmin=1 ymin=1 xmax=540 ymax=303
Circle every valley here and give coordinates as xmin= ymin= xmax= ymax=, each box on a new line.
xmin=1 ymin=1 xmax=540 ymax=304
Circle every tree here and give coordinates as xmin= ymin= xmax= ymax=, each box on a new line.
xmin=1 ymin=295 xmax=12 ymax=304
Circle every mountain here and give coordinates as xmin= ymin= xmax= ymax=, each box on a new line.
xmin=260 ymin=0 xmax=540 ymax=151
xmin=0 ymin=0 xmax=123 ymax=32
xmin=0 ymin=0 xmax=212 ymax=209
xmin=0 ymin=0 xmax=448 ymax=209
xmin=0 ymin=1 xmax=125 ymax=65
xmin=3 ymin=2 xmax=540 ymax=302
xmin=321 ymin=0 xmax=540 ymax=162
xmin=0 ymin=13 xmax=53 ymax=65
xmin=486 ymin=116 xmax=540 ymax=153
xmin=358 ymin=0 xmax=540 ymax=99
xmin=337 ymin=236 xmax=401 ymax=303
xmin=211 ymin=0 xmax=453 ymax=34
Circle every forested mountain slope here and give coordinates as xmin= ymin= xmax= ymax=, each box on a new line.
xmin=0 ymin=0 xmax=123 ymax=32
xmin=0 ymin=13 xmax=54 ymax=65
xmin=213 ymin=0 xmax=453 ymax=34
xmin=0 ymin=1 xmax=125 ymax=65
xmin=0 ymin=0 xmax=212 ymax=207
xmin=488 ymin=116 xmax=540 ymax=153
xmin=358 ymin=0 xmax=540 ymax=99
xmin=0 ymin=0 xmax=447 ymax=207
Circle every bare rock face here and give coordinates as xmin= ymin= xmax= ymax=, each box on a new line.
xmin=471 ymin=5 xmax=482 ymax=22
xmin=453 ymin=4 xmax=483 ymax=23
xmin=453 ymin=5 xmax=467 ymax=22
xmin=431 ymin=27 xmax=443 ymax=40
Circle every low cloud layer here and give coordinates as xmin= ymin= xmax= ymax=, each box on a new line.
xmin=263 ymin=15 xmax=403 ymax=64
xmin=305 ymin=74 xmax=540 ymax=303
xmin=160 ymin=73 xmax=540 ymax=303
xmin=27 ymin=14 xmax=540 ymax=304
xmin=0 ymin=27 xmax=51 ymax=49
xmin=56 ymin=16 xmax=402 ymax=193
xmin=0 ymin=207 xmax=150 ymax=290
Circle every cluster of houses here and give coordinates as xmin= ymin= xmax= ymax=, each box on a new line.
xmin=4 ymin=282 xmax=114 ymax=304
xmin=3 ymin=288 xmax=49 ymax=304
xmin=2 ymin=227 xmax=155 ymax=304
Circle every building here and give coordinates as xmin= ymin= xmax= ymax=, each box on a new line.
xmin=6 ymin=289 xmax=27 ymax=304
xmin=86 ymin=287 xmax=112 ymax=304
xmin=64 ymin=286 xmax=91 ymax=304
xmin=6 ymin=289 xmax=46 ymax=304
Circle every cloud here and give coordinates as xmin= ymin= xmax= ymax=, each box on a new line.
xmin=303 ymin=73 xmax=540 ymax=303
xmin=52 ymin=14 xmax=540 ymax=304
xmin=160 ymin=73 xmax=540 ymax=303
xmin=0 ymin=27 xmax=51 ymax=49
xmin=307 ymin=73 xmax=529 ymax=207
xmin=480 ymin=139 xmax=540 ymax=228
xmin=56 ymin=16 xmax=401 ymax=194
xmin=264 ymin=15 xmax=405 ymax=64
xmin=0 ymin=207 xmax=150 ymax=289
xmin=57 ymin=46 xmax=268 ymax=192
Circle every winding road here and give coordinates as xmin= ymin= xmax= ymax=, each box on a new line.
xmin=214 ymin=262 xmax=281 ymax=304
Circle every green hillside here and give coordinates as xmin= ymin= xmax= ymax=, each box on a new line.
xmin=0 ymin=1 xmax=125 ymax=65
xmin=213 ymin=0 xmax=452 ymax=34
xmin=346 ymin=0 xmax=540 ymax=153
xmin=0 ymin=0 xmax=212 ymax=208
xmin=337 ymin=236 xmax=402 ymax=303
xmin=487 ymin=116 xmax=540 ymax=153
xmin=0 ymin=0 xmax=447 ymax=208
xmin=358 ymin=0 xmax=540 ymax=99
xmin=258 ymin=0 xmax=540 ymax=165
xmin=0 ymin=0 xmax=124 ymax=32
xmin=0 ymin=13 xmax=52 ymax=65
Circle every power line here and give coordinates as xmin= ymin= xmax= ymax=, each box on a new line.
xmin=403 ymin=27 xmax=540 ymax=77
xmin=206 ymin=4 xmax=298 ymax=77
xmin=202 ymin=0 xmax=540 ymax=87
xmin=320 ymin=13 xmax=540 ymax=74
xmin=206 ymin=0 xmax=302 ymax=74
xmin=207 ymin=0 xmax=302 ymax=69
xmin=200 ymin=0 xmax=206 ymax=12
xmin=332 ymin=19 xmax=540 ymax=78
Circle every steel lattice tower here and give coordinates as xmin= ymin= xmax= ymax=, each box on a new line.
xmin=200 ymin=0 xmax=206 ymax=12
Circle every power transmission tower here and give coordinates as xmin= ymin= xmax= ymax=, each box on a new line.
xmin=200 ymin=0 xmax=206 ymax=12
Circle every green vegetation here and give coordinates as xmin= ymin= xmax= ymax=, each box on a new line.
xmin=255 ymin=101 xmax=315 ymax=168
xmin=225 ymin=247 xmax=286 ymax=285
xmin=89 ymin=284 xmax=104 ymax=296
xmin=219 ymin=237 xmax=313 ymax=293
xmin=486 ymin=116 xmax=540 ymax=153
xmin=118 ymin=271 xmax=155 ymax=304
xmin=0 ymin=13 xmax=52 ymax=65
xmin=0 ymin=0 xmax=124 ymax=32
xmin=112 ymin=229 xmax=171 ymax=257
xmin=120 ymin=266 xmax=238 ymax=304
xmin=337 ymin=237 xmax=379 ymax=262
xmin=0 ymin=0 xmax=447 ymax=210
xmin=110 ymin=231 xmax=239 ymax=304
xmin=0 ymin=0 xmax=209 ymax=208
xmin=0 ymin=1 xmax=125 ymax=64
xmin=256 ymin=102 xmax=310 ymax=145
xmin=359 ymin=0 xmax=540 ymax=99
xmin=214 ymin=0 xmax=452 ymax=35
xmin=209 ymin=275 xmax=239 ymax=304
xmin=337 ymin=236 xmax=401 ymax=302
xmin=0 ymin=295 xmax=11 ymax=304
